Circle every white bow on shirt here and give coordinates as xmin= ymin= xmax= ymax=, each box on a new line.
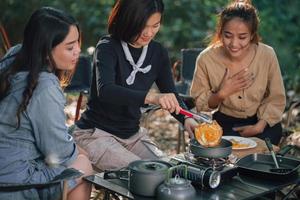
xmin=121 ymin=41 xmax=152 ymax=85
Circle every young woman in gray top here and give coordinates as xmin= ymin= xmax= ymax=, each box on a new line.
xmin=0 ymin=7 xmax=92 ymax=200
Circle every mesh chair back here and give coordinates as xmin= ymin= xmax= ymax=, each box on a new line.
xmin=176 ymin=48 xmax=203 ymax=95
xmin=0 ymin=44 xmax=21 ymax=72
xmin=65 ymin=55 xmax=92 ymax=92
xmin=180 ymin=48 xmax=203 ymax=82
xmin=175 ymin=48 xmax=203 ymax=152
xmin=64 ymin=55 xmax=92 ymax=122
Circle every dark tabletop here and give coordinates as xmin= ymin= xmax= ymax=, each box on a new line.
xmin=84 ymin=170 xmax=300 ymax=200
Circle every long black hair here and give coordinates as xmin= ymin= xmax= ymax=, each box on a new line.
xmin=108 ymin=0 xmax=164 ymax=43
xmin=0 ymin=7 xmax=80 ymax=127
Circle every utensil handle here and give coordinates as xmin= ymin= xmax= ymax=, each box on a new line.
xmin=265 ymin=138 xmax=279 ymax=168
xmin=265 ymin=137 xmax=273 ymax=152
xmin=271 ymin=152 xmax=280 ymax=168
xmin=167 ymin=164 xmax=188 ymax=182
xmin=179 ymin=108 xmax=213 ymax=123
xmin=179 ymin=108 xmax=193 ymax=118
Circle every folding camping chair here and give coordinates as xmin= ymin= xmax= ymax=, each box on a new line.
xmin=0 ymin=168 xmax=82 ymax=200
xmin=65 ymin=55 xmax=92 ymax=122
xmin=174 ymin=48 xmax=203 ymax=153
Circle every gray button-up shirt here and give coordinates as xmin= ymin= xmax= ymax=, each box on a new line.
xmin=0 ymin=71 xmax=77 ymax=185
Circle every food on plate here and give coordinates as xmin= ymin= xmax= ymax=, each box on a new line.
xmin=194 ymin=120 xmax=223 ymax=147
xmin=230 ymin=139 xmax=250 ymax=149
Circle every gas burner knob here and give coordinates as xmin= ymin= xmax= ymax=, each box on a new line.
xmin=204 ymin=169 xmax=221 ymax=189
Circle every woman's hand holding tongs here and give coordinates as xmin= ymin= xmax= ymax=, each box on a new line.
xmin=145 ymin=91 xmax=198 ymax=137
xmin=145 ymin=91 xmax=181 ymax=114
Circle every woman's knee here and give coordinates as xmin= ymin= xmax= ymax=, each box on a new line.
xmin=68 ymin=154 xmax=93 ymax=187
xmin=76 ymin=154 xmax=93 ymax=175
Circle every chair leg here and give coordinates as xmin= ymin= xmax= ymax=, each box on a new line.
xmin=177 ymin=124 xmax=185 ymax=153
xmin=282 ymin=184 xmax=300 ymax=200
xmin=104 ymin=190 xmax=110 ymax=200
xmin=177 ymin=125 xmax=181 ymax=154
xmin=181 ymin=130 xmax=186 ymax=152
xmin=75 ymin=92 xmax=83 ymax=122
xmin=62 ymin=180 xmax=68 ymax=200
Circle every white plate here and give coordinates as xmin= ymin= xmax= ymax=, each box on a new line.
xmin=222 ymin=136 xmax=257 ymax=150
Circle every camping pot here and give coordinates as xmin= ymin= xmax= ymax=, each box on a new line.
xmin=157 ymin=165 xmax=196 ymax=200
xmin=128 ymin=160 xmax=171 ymax=197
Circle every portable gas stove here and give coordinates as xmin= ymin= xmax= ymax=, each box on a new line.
xmin=168 ymin=152 xmax=238 ymax=189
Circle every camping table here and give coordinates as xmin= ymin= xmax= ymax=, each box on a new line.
xmin=84 ymin=137 xmax=299 ymax=199
xmin=84 ymin=170 xmax=300 ymax=200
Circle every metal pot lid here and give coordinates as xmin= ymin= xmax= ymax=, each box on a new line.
xmin=128 ymin=160 xmax=170 ymax=174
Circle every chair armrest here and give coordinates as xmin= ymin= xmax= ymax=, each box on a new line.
xmin=52 ymin=168 xmax=83 ymax=182
xmin=140 ymin=104 xmax=161 ymax=114
xmin=285 ymin=100 xmax=300 ymax=127
xmin=172 ymin=60 xmax=181 ymax=82
xmin=0 ymin=168 xmax=82 ymax=191
xmin=178 ymin=93 xmax=195 ymax=110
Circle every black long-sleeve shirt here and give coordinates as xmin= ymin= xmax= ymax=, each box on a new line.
xmin=77 ymin=36 xmax=186 ymax=138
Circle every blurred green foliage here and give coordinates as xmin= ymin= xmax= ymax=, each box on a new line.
xmin=1 ymin=0 xmax=299 ymax=93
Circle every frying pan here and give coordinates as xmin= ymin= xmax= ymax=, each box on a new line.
xmin=189 ymin=139 xmax=232 ymax=158
xmin=236 ymin=146 xmax=300 ymax=180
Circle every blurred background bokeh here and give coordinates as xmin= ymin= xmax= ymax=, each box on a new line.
xmin=1 ymin=0 xmax=300 ymax=152
xmin=1 ymin=0 xmax=299 ymax=94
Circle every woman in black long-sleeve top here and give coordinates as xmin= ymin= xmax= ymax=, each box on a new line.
xmin=73 ymin=0 xmax=197 ymax=171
